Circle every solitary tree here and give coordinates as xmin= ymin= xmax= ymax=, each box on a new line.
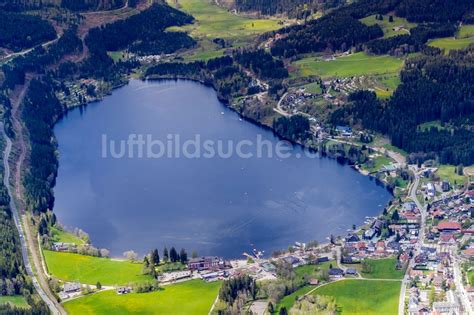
xmin=123 ymin=250 xmax=138 ymax=262
xmin=179 ymin=248 xmax=188 ymax=264
xmin=96 ymin=281 xmax=102 ymax=290
xmin=163 ymin=247 xmax=169 ymax=262
xmin=170 ymin=247 xmax=178 ymax=263
xmin=151 ymin=249 xmax=160 ymax=265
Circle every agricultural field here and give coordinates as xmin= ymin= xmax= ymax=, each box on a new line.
xmin=428 ymin=24 xmax=474 ymax=52
xmin=63 ymin=280 xmax=221 ymax=315
xmin=360 ymin=14 xmax=417 ymax=38
xmin=359 ymin=258 xmax=405 ymax=279
xmin=43 ymin=250 xmax=151 ymax=285
xmin=292 ymin=52 xmax=404 ymax=79
xmin=50 ymin=227 xmax=85 ymax=245
xmin=0 ymin=295 xmax=29 ymax=309
xmin=309 ymin=279 xmax=400 ymax=314
xmin=167 ymin=0 xmax=284 ymax=60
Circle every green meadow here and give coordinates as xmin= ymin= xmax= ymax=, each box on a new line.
xmin=277 ymin=279 xmax=400 ymax=314
xmin=293 ymin=52 xmax=404 ymax=79
xmin=310 ymin=279 xmax=400 ymax=314
xmin=63 ymin=280 xmax=221 ymax=315
xmin=360 ymin=14 xmax=417 ymax=38
xmin=43 ymin=250 xmax=151 ymax=285
xmin=167 ymin=0 xmax=283 ymax=60
xmin=428 ymin=24 xmax=474 ymax=52
xmin=0 ymin=295 xmax=29 ymax=309
xmin=359 ymin=258 xmax=405 ymax=279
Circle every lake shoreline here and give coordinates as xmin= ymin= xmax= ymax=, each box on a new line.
xmin=52 ymin=78 xmax=394 ymax=259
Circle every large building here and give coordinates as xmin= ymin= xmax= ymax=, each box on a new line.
xmin=188 ymin=256 xmax=226 ymax=271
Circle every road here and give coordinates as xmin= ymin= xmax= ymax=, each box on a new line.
xmin=397 ymin=166 xmax=426 ymax=315
xmin=1 ymin=124 xmax=60 ymax=314
xmin=3 ymin=82 xmax=65 ymax=314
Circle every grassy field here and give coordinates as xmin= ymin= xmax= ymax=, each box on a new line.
xmin=293 ymin=52 xmax=404 ymax=79
xmin=167 ymin=0 xmax=283 ymax=60
xmin=310 ymin=279 xmax=400 ymax=314
xmin=360 ymin=15 xmax=417 ymax=38
xmin=50 ymin=227 xmax=85 ymax=245
xmin=436 ymin=165 xmax=467 ymax=184
xmin=459 ymin=25 xmax=474 ymax=38
xmin=360 ymin=258 xmax=405 ymax=279
xmin=44 ymin=250 xmax=151 ymax=285
xmin=295 ymin=261 xmax=332 ymax=281
xmin=428 ymin=24 xmax=474 ymax=52
xmin=303 ymin=82 xmax=323 ymax=94
xmin=63 ymin=280 xmax=221 ymax=315
xmin=0 ymin=295 xmax=29 ymax=309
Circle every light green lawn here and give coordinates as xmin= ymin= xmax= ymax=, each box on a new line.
xmin=428 ymin=37 xmax=474 ymax=52
xmin=43 ymin=250 xmax=151 ymax=286
xmin=418 ymin=120 xmax=445 ymax=132
xmin=50 ymin=227 xmax=85 ymax=245
xmin=0 ymin=295 xmax=29 ymax=309
xmin=360 ymin=15 xmax=417 ymax=38
xmin=428 ymin=24 xmax=474 ymax=52
xmin=363 ymin=156 xmax=393 ymax=173
xmin=436 ymin=165 xmax=467 ymax=184
xmin=459 ymin=25 xmax=474 ymax=38
xmin=303 ymin=82 xmax=323 ymax=94
xmin=310 ymin=279 xmax=400 ymax=314
xmin=63 ymin=280 xmax=221 ymax=315
xmin=360 ymin=258 xmax=405 ymax=279
xmin=168 ymin=0 xmax=282 ymax=41
xmin=293 ymin=52 xmax=404 ymax=79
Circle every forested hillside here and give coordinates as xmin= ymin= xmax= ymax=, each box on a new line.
xmin=0 ymin=0 xmax=126 ymax=11
xmin=331 ymin=47 xmax=474 ymax=165
xmin=0 ymin=11 xmax=56 ymax=52
xmin=270 ymin=0 xmax=474 ymax=57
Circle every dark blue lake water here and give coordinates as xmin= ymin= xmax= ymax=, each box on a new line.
xmin=53 ymin=79 xmax=391 ymax=258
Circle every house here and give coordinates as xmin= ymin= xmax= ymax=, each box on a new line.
xmin=441 ymin=180 xmax=450 ymax=192
xmin=117 ymin=286 xmax=132 ymax=294
xmin=309 ymin=279 xmax=319 ymax=286
xmin=282 ymin=256 xmax=302 ymax=267
xmin=346 ymin=268 xmax=357 ymax=275
xmin=437 ymin=221 xmax=461 ymax=233
xmin=188 ymin=256 xmax=225 ymax=271
xmin=364 ymin=228 xmax=376 ymax=240
xmin=328 ymin=268 xmax=344 ymax=278
xmin=63 ymin=282 xmax=81 ymax=293
xmin=432 ymin=301 xmax=459 ymax=314
xmin=372 ymin=220 xmax=384 ymax=233
xmin=439 ymin=233 xmax=456 ymax=245
xmin=335 ymin=126 xmax=352 ymax=136
xmin=345 ymin=233 xmax=360 ymax=243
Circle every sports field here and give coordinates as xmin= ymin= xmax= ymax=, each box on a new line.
xmin=43 ymin=250 xmax=151 ymax=285
xmin=63 ymin=280 xmax=221 ymax=315
xmin=293 ymin=52 xmax=404 ymax=79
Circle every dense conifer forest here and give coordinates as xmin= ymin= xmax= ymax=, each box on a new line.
xmin=0 ymin=11 xmax=56 ymax=52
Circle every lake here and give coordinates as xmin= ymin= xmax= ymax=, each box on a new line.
xmin=53 ymin=79 xmax=391 ymax=258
